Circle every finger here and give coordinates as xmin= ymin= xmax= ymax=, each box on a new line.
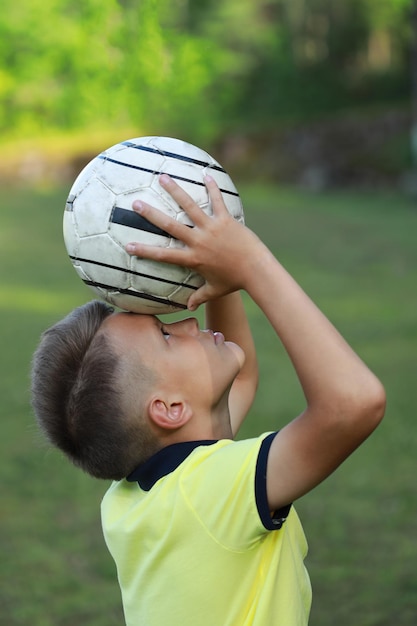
xmin=132 ymin=200 xmax=193 ymax=243
xmin=204 ymin=175 xmax=228 ymax=218
xmin=126 ymin=239 xmax=191 ymax=266
xmin=187 ymin=283 xmax=219 ymax=311
xmin=159 ymin=174 xmax=209 ymax=227
xmin=187 ymin=287 xmax=207 ymax=311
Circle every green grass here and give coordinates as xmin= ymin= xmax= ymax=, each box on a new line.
xmin=1 ymin=183 xmax=416 ymax=625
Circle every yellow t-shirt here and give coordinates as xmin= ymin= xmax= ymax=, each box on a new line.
xmin=101 ymin=433 xmax=312 ymax=626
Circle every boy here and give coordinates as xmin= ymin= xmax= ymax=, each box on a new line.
xmin=31 ymin=174 xmax=385 ymax=625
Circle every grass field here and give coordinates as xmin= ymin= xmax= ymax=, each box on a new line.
xmin=1 ymin=182 xmax=417 ymax=625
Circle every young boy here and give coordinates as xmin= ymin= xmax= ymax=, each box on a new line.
xmin=31 ymin=174 xmax=385 ymax=626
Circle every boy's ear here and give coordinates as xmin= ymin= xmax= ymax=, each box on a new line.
xmin=148 ymin=397 xmax=192 ymax=431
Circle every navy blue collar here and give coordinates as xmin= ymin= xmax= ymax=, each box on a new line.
xmin=127 ymin=440 xmax=218 ymax=490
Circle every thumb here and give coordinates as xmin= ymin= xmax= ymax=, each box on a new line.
xmin=187 ymin=284 xmax=215 ymax=311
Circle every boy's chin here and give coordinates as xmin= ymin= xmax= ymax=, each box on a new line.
xmin=225 ymin=341 xmax=246 ymax=370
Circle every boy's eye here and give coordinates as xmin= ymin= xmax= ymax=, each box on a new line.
xmin=161 ymin=327 xmax=170 ymax=339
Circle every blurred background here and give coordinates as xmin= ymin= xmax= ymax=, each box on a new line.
xmin=1 ymin=1 xmax=416 ymax=625
xmin=2 ymin=0 xmax=417 ymax=188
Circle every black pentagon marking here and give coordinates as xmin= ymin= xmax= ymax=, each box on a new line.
xmin=111 ymin=206 xmax=171 ymax=237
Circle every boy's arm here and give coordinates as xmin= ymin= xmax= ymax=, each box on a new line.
xmin=127 ymin=175 xmax=386 ymax=510
xmin=239 ymin=246 xmax=385 ymax=509
xmin=205 ymin=293 xmax=258 ymax=436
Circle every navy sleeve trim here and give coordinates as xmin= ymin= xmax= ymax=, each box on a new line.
xmin=255 ymin=432 xmax=292 ymax=530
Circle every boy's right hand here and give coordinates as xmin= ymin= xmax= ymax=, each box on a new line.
xmin=126 ymin=174 xmax=266 ymax=310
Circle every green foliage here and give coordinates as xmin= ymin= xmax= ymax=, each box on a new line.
xmin=1 ymin=183 xmax=417 ymax=625
xmin=0 ymin=0 xmax=413 ymax=145
xmin=0 ymin=0 xmax=123 ymax=132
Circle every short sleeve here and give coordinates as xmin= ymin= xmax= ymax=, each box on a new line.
xmin=255 ymin=432 xmax=292 ymax=530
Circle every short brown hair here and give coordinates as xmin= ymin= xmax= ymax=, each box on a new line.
xmin=31 ymin=300 xmax=158 ymax=480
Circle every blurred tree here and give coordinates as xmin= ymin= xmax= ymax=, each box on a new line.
xmin=0 ymin=0 xmax=413 ymax=145
xmin=0 ymin=0 xmax=124 ymax=133
xmin=236 ymin=0 xmax=412 ymax=125
xmin=116 ymin=0 xmax=224 ymax=143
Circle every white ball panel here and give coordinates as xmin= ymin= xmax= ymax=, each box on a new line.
xmin=223 ymin=194 xmax=245 ymax=221
xmin=97 ymin=160 xmax=151 ymax=195
xmin=129 ymin=257 xmax=194 ymax=292
xmin=106 ymin=291 xmax=184 ymax=315
xmin=76 ymin=235 xmax=130 ymax=289
xmin=68 ymin=157 xmax=100 ymax=194
xmin=160 ymin=160 xmax=209 ymax=206
xmin=70 ymin=260 xmax=91 ymax=282
xmin=109 ymin=222 xmax=169 ymax=250
xmin=116 ymin=187 xmax=177 ymax=217
xmin=71 ymin=179 xmax=115 ymax=237
xmin=63 ymin=211 xmax=79 ymax=256
xmin=118 ymin=145 xmax=165 ymax=174
xmin=97 ymin=151 xmax=163 ymax=195
xmin=209 ymin=168 xmax=239 ymax=194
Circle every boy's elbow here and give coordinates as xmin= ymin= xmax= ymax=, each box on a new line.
xmin=355 ymin=378 xmax=386 ymax=436
xmin=369 ymin=380 xmax=386 ymax=426
xmin=329 ymin=377 xmax=386 ymax=442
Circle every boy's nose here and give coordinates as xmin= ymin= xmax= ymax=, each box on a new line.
xmin=167 ymin=317 xmax=200 ymax=335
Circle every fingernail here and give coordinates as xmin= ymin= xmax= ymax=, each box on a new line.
xmin=126 ymin=243 xmax=136 ymax=253
xmin=133 ymin=200 xmax=143 ymax=212
xmin=160 ymin=174 xmax=170 ymax=186
xmin=204 ymin=174 xmax=214 ymax=183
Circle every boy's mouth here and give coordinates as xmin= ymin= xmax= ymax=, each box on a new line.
xmin=213 ymin=331 xmax=225 ymax=345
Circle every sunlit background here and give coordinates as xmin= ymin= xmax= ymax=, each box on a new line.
xmin=1 ymin=0 xmax=416 ymax=188
xmin=1 ymin=1 xmax=416 ymax=625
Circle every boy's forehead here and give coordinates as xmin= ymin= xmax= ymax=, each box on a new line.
xmin=103 ymin=311 xmax=156 ymax=335
xmin=100 ymin=313 xmax=159 ymax=360
xmin=114 ymin=310 xmax=155 ymax=321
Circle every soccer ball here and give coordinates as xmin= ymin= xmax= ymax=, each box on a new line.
xmin=63 ymin=136 xmax=244 ymax=314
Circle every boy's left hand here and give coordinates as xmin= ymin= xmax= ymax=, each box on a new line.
xmin=125 ymin=174 xmax=261 ymax=310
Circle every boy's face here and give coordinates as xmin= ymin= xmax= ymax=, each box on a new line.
xmin=102 ymin=312 xmax=244 ymax=410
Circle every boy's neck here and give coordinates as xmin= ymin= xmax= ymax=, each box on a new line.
xmin=157 ymin=400 xmax=233 ymax=448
